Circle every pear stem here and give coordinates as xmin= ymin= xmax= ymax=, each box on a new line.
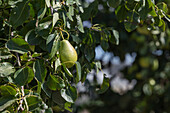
xmin=61 ymin=29 xmax=70 ymax=40
xmin=60 ymin=31 xmax=65 ymax=40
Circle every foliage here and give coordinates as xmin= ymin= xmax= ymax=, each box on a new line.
xmin=0 ymin=0 xmax=169 ymax=112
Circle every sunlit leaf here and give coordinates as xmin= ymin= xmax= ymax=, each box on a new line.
xmin=61 ymin=86 xmax=77 ymax=103
xmin=97 ymin=75 xmax=110 ymax=94
xmin=45 ymin=0 xmax=51 ymax=7
xmin=0 ymin=62 xmax=15 ymax=77
xmin=53 ymin=12 xmax=59 ymax=27
xmin=112 ymin=29 xmax=119 ymax=45
xmin=38 ymin=6 xmax=47 ymax=20
xmin=157 ymin=2 xmax=168 ymax=13
xmin=76 ymin=15 xmax=84 ymax=33
xmin=0 ymin=85 xmax=17 ymax=96
xmin=6 ymin=38 xmax=31 ymax=54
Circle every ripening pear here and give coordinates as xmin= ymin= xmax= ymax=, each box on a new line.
xmin=59 ymin=40 xmax=77 ymax=68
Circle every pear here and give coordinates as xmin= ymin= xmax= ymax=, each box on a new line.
xmin=59 ymin=40 xmax=77 ymax=68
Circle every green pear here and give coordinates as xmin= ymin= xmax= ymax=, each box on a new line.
xmin=59 ymin=40 xmax=77 ymax=68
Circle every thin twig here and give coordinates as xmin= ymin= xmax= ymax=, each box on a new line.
xmin=50 ymin=5 xmax=53 ymax=15
xmin=16 ymin=53 xmax=21 ymax=67
xmin=16 ymin=53 xmax=25 ymax=111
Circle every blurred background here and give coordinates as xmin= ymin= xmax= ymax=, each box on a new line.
xmin=61 ymin=0 xmax=170 ymax=113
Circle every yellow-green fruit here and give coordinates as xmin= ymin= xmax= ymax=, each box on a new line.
xmin=59 ymin=40 xmax=77 ymax=68
xmin=139 ymin=57 xmax=150 ymax=68
xmin=137 ymin=26 xmax=150 ymax=35
xmin=152 ymin=59 xmax=159 ymax=70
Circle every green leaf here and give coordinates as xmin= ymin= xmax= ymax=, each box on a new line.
xmin=108 ymin=0 xmax=122 ymax=8
xmin=76 ymin=15 xmax=84 ymax=33
xmin=149 ymin=5 xmax=157 ymax=17
xmin=95 ymin=61 xmax=101 ymax=74
xmin=64 ymin=102 xmax=73 ymax=112
xmin=63 ymin=64 xmax=73 ymax=77
xmin=53 ymin=12 xmax=59 ymax=27
xmin=163 ymin=14 xmax=170 ymax=22
xmin=115 ymin=5 xmax=128 ymax=22
xmin=75 ymin=0 xmax=84 ymax=13
xmin=19 ymin=20 xmax=36 ymax=36
xmin=0 ymin=48 xmax=12 ymax=59
xmin=66 ymin=0 xmax=74 ymax=5
xmin=39 ymin=40 xmax=48 ymax=51
xmin=84 ymin=46 xmax=95 ymax=62
xmin=63 ymin=13 xmax=66 ymax=28
xmin=32 ymin=52 xmax=42 ymax=58
xmin=0 ymin=62 xmax=15 ymax=77
xmin=46 ymin=34 xmax=56 ymax=52
xmin=71 ymin=34 xmax=82 ymax=44
xmin=147 ymin=0 xmax=153 ymax=8
xmin=46 ymin=34 xmax=60 ymax=58
xmin=25 ymin=30 xmax=43 ymax=45
xmin=53 ymin=1 xmax=61 ymax=9
xmin=61 ymin=86 xmax=77 ymax=103
xmin=66 ymin=12 xmax=73 ymax=21
xmin=37 ymin=29 xmax=50 ymax=39
xmin=97 ymin=75 xmax=110 ymax=94
xmin=45 ymin=0 xmax=51 ymax=7
xmin=124 ymin=12 xmax=139 ymax=32
xmin=139 ymin=2 xmax=150 ymax=20
xmin=9 ymin=1 xmax=30 ymax=28
xmin=26 ymin=67 xmax=35 ymax=84
xmin=74 ymin=62 xmax=81 ymax=84
xmin=47 ymin=74 xmax=65 ymax=91
xmin=0 ymin=85 xmax=17 ymax=96
xmin=50 ymin=35 xmax=60 ymax=58
xmin=14 ymin=66 xmax=34 ymax=86
xmin=45 ymin=108 xmax=53 ymax=113
xmin=37 ymin=81 xmax=42 ymax=94
xmin=154 ymin=16 xmax=163 ymax=27
xmin=0 ymin=96 xmax=16 ymax=112
xmin=157 ymin=2 xmax=168 ymax=13
xmin=112 ymin=29 xmax=119 ymax=45
xmin=42 ymin=82 xmax=52 ymax=97
xmin=69 ymin=5 xmax=74 ymax=16
xmin=52 ymin=90 xmax=66 ymax=106
xmin=26 ymin=96 xmax=42 ymax=111
xmin=160 ymin=19 xmax=165 ymax=31
xmin=6 ymin=38 xmax=31 ymax=54
xmin=101 ymin=39 xmax=109 ymax=51
xmin=81 ymin=1 xmax=98 ymax=20
xmin=124 ymin=22 xmax=138 ymax=32
xmin=55 ymin=59 xmax=61 ymax=72
xmin=38 ymin=6 xmax=47 ymax=20
xmin=33 ymin=60 xmax=47 ymax=83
